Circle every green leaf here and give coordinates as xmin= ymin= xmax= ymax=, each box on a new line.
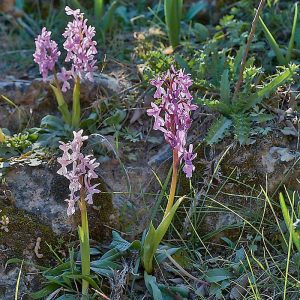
xmin=280 ymin=193 xmax=300 ymax=252
xmin=174 ymin=54 xmax=192 ymax=74
xmin=30 ymin=284 xmax=59 ymax=299
xmin=259 ymin=16 xmax=286 ymax=65
xmin=164 ymin=0 xmax=183 ymax=48
xmin=185 ymin=1 xmax=206 ymax=21
xmin=144 ymin=272 xmax=163 ymax=300
xmin=232 ymin=114 xmax=250 ymax=145
xmin=101 ymin=1 xmax=118 ymax=34
xmin=142 ymin=222 xmax=157 ymax=274
xmin=205 ymin=117 xmax=232 ymax=145
xmin=90 ymin=267 xmax=114 ymax=277
xmin=156 ymin=246 xmax=180 ymax=263
xmin=80 ymin=112 xmax=98 ymax=130
xmin=56 ymin=295 xmax=77 ymax=300
xmin=236 ymin=67 xmax=294 ymax=114
xmin=205 ymin=268 xmax=233 ymax=283
xmin=287 ymin=3 xmax=298 ymax=62
xmin=257 ymin=67 xmax=294 ymax=99
xmin=40 ymin=115 xmax=65 ymax=131
xmin=110 ymin=231 xmax=141 ymax=252
xmin=104 ymin=109 xmax=126 ymax=126
xmin=142 ymin=197 xmax=185 ymax=273
xmin=50 ymin=84 xmax=71 ymax=125
xmin=65 ymin=275 xmax=100 ymax=289
xmin=233 ymin=46 xmax=245 ymax=78
xmin=220 ymin=69 xmax=231 ymax=104
xmin=200 ymin=98 xmax=231 ymax=116
xmin=193 ymin=23 xmax=209 ymax=42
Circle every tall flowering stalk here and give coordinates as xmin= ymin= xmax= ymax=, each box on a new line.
xmin=33 ymin=27 xmax=71 ymax=124
xmin=57 ymin=130 xmax=100 ymax=297
xmin=33 ymin=6 xmax=97 ymax=128
xmin=142 ymin=66 xmax=198 ymax=274
xmin=147 ymin=66 xmax=197 ymax=217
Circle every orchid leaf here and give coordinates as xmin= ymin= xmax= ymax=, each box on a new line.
xmin=50 ymin=84 xmax=71 ymax=125
xmin=142 ymin=197 xmax=185 ymax=273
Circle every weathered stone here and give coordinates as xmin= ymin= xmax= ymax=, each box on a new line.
xmin=0 ymin=72 xmax=126 ymax=132
xmin=0 ymin=203 xmax=57 ymax=300
xmin=3 ymin=162 xmax=122 ymax=240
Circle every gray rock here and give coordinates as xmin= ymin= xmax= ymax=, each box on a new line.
xmin=5 ymin=164 xmax=72 ymax=235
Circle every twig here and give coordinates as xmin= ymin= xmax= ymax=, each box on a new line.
xmin=233 ymin=0 xmax=266 ymax=99
xmin=164 ymin=251 xmax=209 ymax=285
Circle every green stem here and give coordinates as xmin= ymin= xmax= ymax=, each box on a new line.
xmin=164 ymin=150 xmax=179 ymax=218
xmin=51 ymin=70 xmax=72 ymax=125
xmin=79 ymin=198 xmax=90 ymax=299
xmin=72 ymin=77 xmax=81 ymax=129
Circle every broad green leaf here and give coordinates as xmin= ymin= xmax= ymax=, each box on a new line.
xmin=155 ymin=247 xmax=180 ymax=263
xmin=104 ymin=109 xmax=126 ymax=126
xmin=142 ymin=197 xmax=185 ymax=273
xmin=90 ymin=267 xmax=114 ymax=277
xmin=154 ymin=197 xmax=185 ymax=255
xmin=100 ymin=248 xmax=120 ymax=260
xmin=5 ymin=258 xmax=48 ymax=271
xmin=206 ymin=117 xmax=232 ymax=145
xmin=164 ymin=0 xmax=183 ymax=48
xmin=142 ymin=222 xmax=157 ymax=274
xmin=158 ymin=284 xmax=190 ymax=298
xmin=185 ymin=1 xmax=206 ymax=21
xmin=31 ymin=284 xmax=59 ymax=299
xmin=40 ymin=115 xmax=65 ymax=131
xmin=110 ymin=231 xmax=141 ymax=252
xmin=144 ymin=272 xmax=163 ymax=300
xmin=50 ymin=84 xmax=71 ymax=125
xmin=194 ymin=23 xmax=209 ymax=42
xmin=80 ymin=112 xmax=98 ymax=130
xmin=205 ymin=268 xmax=233 ymax=283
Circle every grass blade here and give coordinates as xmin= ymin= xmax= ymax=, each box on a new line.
xmin=287 ymin=3 xmax=298 ymax=62
xmin=15 ymin=260 xmax=24 ymax=300
xmin=259 ymin=16 xmax=286 ymax=65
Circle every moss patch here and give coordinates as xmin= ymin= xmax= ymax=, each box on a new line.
xmin=0 ymin=203 xmax=59 ymax=267
xmin=73 ymin=178 xmax=120 ymax=242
